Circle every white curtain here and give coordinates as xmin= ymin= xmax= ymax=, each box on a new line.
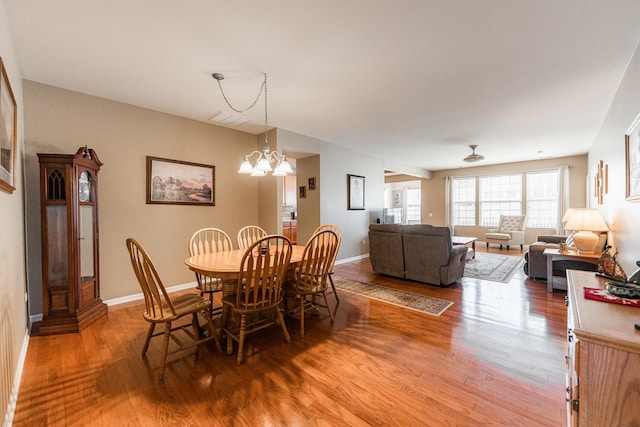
xmin=557 ymin=165 xmax=571 ymax=234
xmin=445 ymin=176 xmax=453 ymax=235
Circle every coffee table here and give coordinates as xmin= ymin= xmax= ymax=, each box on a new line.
xmin=452 ymin=236 xmax=476 ymax=259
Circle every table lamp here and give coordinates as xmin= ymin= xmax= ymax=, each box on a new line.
xmin=564 ymin=208 xmax=609 ymax=253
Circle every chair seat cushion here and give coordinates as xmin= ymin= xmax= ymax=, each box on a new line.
xmin=485 ymin=232 xmax=511 ymax=241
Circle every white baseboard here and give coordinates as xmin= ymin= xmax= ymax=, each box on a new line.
xmin=335 ymin=253 xmax=369 ymax=265
xmin=4 ymin=328 xmax=29 ymax=427
xmin=103 ymin=281 xmax=198 ymax=306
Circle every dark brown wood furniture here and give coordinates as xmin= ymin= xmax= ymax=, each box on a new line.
xmin=283 ymin=220 xmax=297 ymax=244
xmin=544 ymin=248 xmax=600 ymax=292
xmin=566 ymin=270 xmax=640 ymax=426
xmin=37 ymin=146 xmax=107 ymax=334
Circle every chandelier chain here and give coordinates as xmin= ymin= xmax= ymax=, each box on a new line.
xmin=215 ymin=73 xmax=266 ymax=114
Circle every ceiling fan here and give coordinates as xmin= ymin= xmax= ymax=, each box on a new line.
xmin=463 ymin=145 xmax=485 ymax=162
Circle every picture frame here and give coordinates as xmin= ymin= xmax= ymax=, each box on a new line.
xmin=299 ymin=185 xmax=306 ymax=199
xmin=308 ymin=177 xmax=316 ymax=190
xmin=0 ymin=57 xmax=17 ymax=194
xmin=392 ymin=190 xmax=403 ymax=208
xmin=625 ymin=113 xmax=640 ymax=202
xmin=348 ymin=174 xmax=365 ymax=210
xmin=146 ymin=156 xmax=215 ymax=205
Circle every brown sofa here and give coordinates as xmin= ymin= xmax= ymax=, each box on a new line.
xmin=368 ymin=224 xmax=467 ymax=286
xmin=523 ymin=233 xmax=607 ymax=280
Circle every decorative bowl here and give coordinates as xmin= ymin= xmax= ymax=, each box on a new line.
xmin=606 ymin=281 xmax=640 ymax=299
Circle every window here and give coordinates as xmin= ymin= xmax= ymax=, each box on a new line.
xmin=526 ymin=171 xmax=559 ymax=228
xmin=405 ymin=188 xmax=421 ymax=223
xmin=452 ymin=177 xmax=476 ymax=226
xmin=479 ymin=174 xmax=522 ymax=227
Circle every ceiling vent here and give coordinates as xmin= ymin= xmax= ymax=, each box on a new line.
xmin=208 ymin=111 xmax=250 ymax=126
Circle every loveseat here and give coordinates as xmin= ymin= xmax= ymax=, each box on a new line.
xmin=368 ymin=224 xmax=467 ymax=286
xmin=523 ymin=233 xmax=607 ymax=280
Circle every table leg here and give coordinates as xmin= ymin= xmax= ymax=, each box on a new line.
xmin=471 ymin=240 xmax=476 ymax=259
xmin=546 ymin=255 xmax=553 ymax=292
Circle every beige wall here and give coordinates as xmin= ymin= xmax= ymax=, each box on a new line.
xmin=277 ymin=129 xmax=390 ymax=258
xmin=0 ymin=0 xmax=27 ymax=421
xmin=295 ymin=155 xmax=320 ymax=243
xmin=23 ymin=81 xmax=261 ymax=314
xmin=421 ymin=155 xmax=589 ymax=243
xmin=588 ymin=40 xmax=640 ymax=274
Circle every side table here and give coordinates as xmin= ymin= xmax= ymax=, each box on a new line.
xmin=543 ymin=248 xmax=600 ymax=292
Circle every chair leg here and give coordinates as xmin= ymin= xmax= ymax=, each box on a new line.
xmin=329 ymin=274 xmax=340 ymax=306
xmin=142 ymin=323 xmax=156 ymax=356
xmin=486 ymin=242 xmax=489 ymax=248
xmin=506 ymin=245 xmax=510 ymax=250
xmin=205 ymin=307 xmax=222 ymax=352
xmin=275 ymin=308 xmax=291 ymax=343
xmin=236 ymin=315 xmax=247 ymax=366
xmin=159 ymin=322 xmax=172 ymax=382
xmin=323 ymin=292 xmax=335 ymax=323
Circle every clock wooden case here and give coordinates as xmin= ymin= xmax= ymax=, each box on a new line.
xmin=37 ymin=146 xmax=107 ymax=334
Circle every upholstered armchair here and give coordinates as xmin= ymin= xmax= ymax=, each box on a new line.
xmin=484 ymin=215 xmax=526 ymax=250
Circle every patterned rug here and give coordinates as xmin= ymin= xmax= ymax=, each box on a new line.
xmin=333 ymin=277 xmax=453 ymax=316
xmin=463 ymin=252 xmax=524 ymax=283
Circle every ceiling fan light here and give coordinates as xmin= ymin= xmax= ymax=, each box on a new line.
xmin=463 ymin=145 xmax=485 ymax=162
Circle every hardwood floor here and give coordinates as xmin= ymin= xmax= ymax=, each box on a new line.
xmin=14 ymin=246 xmax=568 ymax=426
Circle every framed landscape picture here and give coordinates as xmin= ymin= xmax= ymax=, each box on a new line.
xmin=146 ymin=156 xmax=215 ymax=205
xmin=626 ymin=113 xmax=640 ymax=202
xmin=0 ymin=57 xmax=17 ymax=194
xmin=348 ymin=174 xmax=365 ymax=210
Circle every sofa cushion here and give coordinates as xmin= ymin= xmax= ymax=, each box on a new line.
xmin=484 ymin=232 xmax=511 ymax=241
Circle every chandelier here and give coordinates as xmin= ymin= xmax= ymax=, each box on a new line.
xmin=212 ymin=72 xmax=293 ymax=176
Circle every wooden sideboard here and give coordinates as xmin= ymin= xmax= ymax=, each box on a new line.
xmin=283 ymin=220 xmax=297 ymax=244
xmin=566 ymin=270 xmax=640 ymax=426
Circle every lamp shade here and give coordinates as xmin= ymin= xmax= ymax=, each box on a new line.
xmin=564 ymin=209 xmax=609 ymax=232
xmin=564 ymin=209 xmax=608 ymax=253
xmin=561 ymin=208 xmax=575 ymax=223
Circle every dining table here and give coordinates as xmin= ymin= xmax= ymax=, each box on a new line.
xmin=184 ymin=245 xmax=306 ymax=295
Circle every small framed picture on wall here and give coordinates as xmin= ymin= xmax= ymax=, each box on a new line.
xmin=348 ymin=174 xmax=365 ymax=210
xmin=308 ymin=177 xmax=316 ymax=190
xmin=299 ymin=185 xmax=307 ymax=198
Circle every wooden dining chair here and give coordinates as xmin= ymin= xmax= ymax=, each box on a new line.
xmin=220 ymin=235 xmax=292 ymax=365
xmin=289 ymin=229 xmax=339 ymax=338
xmin=237 ymin=225 xmax=268 ymax=250
xmin=313 ymin=224 xmax=342 ymax=307
xmin=188 ymin=227 xmax=233 ymax=315
xmin=125 ymin=238 xmax=221 ymax=381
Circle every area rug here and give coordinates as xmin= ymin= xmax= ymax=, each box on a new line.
xmin=333 ymin=277 xmax=453 ymax=316
xmin=463 ymin=252 xmax=524 ymax=283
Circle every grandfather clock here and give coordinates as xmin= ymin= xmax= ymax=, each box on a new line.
xmin=38 ymin=146 xmax=107 ymax=334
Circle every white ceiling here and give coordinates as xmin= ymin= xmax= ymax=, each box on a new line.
xmin=6 ymin=0 xmax=640 ymax=171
